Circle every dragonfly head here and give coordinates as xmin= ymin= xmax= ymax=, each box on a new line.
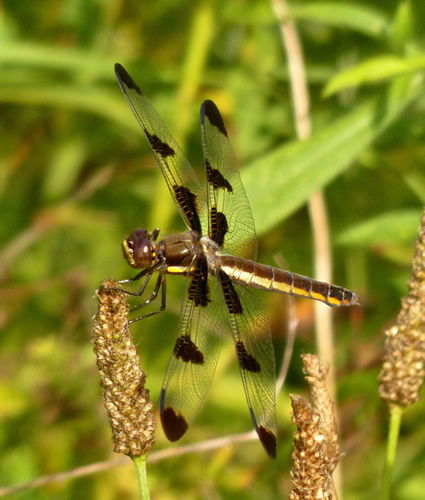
xmin=122 ymin=228 xmax=155 ymax=269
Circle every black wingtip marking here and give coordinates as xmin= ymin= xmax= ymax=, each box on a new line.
xmin=235 ymin=341 xmax=261 ymax=372
xmin=201 ymin=100 xmax=228 ymax=137
xmin=174 ymin=335 xmax=204 ymax=364
xmin=258 ymin=426 xmax=277 ymax=459
xmin=114 ymin=63 xmax=142 ymax=95
xmin=161 ymin=405 xmax=189 ymax=442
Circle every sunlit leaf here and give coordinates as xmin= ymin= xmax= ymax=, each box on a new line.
xmin=389 ymin=0 xmax=414 ymax=49
xmin=43 ymin=137 xmax=88 ymax=201
xmin=0 ymin=82 xmax=140 ymax=132
xmin=0 ymin=42 xmax=116 ymax=78
xmin=337 ymin=209 xmax=421 ymax=247
xmin=243 ymin=74 xmax=423 ymax=235
xmin=291 ymin=2 xmax=389 ymax=38
xmin=404 ymin=171 xmax=425 ymax=203
xmin=324 ymin=54 xmax=425 ymax=96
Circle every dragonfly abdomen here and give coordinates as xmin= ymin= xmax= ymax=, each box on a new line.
xmin=219 ymin=255 xmax=358 ymax=307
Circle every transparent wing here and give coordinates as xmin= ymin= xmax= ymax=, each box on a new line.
xmin=159 ymin=270 xmax=224 ymax=441
xmin=200 ymin=100 xmax=257 ymax=260
xmin=217 ymin=270 xmax=277 ymax=458
xmin=115 ymin=63 xmax=207 ymax=234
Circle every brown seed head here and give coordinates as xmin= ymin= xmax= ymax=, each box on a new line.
xmin=289 ymin=394 xmax=334 ymax=500
xmin=379 ymin=211 xmax=425 ymax=408
xmin=302 ymin=354 xmax=340 ymax=474
xmin=92 ymin=279 xmax=156 ymax=457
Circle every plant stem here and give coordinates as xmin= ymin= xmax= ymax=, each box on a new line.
xmin=132 ymin=455 xmax=150 ymax=500
xmin=381 ymin=406 xmax=403 ymax=500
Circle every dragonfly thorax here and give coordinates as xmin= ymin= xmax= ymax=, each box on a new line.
xmin=200 ymin=235 xmax=222 ymax=271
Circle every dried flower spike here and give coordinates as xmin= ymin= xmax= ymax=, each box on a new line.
xmin=379 ymin=211 xmax=425 ymax=408
xmin=289 ymin=394 xmax=334 ymax=500
xmin=302 ymin=354 xmax=340 ymax=473
xmin=92 ymin=279 xmax=155 ymax=457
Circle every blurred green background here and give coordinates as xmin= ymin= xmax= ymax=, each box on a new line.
xmin=1 ymin=0 xmax=425 ymax=498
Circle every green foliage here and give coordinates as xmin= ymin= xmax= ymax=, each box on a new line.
xmin=338 ymin=209 xmax=421 ymax=247
xmin=291 ymin=2 xmax=390 ymax=38
xmin=245 ymin=73 xmax=422 ymax=234
xmin=1 ymin=0 xmax=425 ymax=498
xmin=323 ymin=54 xmax=425 ymax=96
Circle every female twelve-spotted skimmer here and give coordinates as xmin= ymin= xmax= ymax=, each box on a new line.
xmin=114 ymin=63 xmax=359 ymax=458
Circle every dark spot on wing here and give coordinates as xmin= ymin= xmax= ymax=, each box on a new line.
xmin=115 ymin=63 xmax=142 ymax=95
xmin=188 ymin=255 xmax=210 ymax=307
xmin=205 ymin=159 xmax=232 ymax=192
xmin=258 ymin=426 xmax=277 ymax=459
xmin=144 ymin=129 xmax=175 ymax=157
xmin=210 ymin=207 xmax=228 ymax=248
xmin=235 ymin=341 xmax=260 ymax=372
xmin=173 ymin=185 xmax=202 ymax=233
xmin=160 ymin=403 xmax=189 ymax=442
xmin=218 ymin=270 xmax=243 ymax=314
xmin=173 ymin=335 xmax=204 ymax=364
xmin=202 ymin=100 xmax=228 ymax=137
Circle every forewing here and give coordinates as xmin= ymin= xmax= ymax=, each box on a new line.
xmin=217 ymin=270 xmax=277 ymax=458
xmin=159 ymin=267 xmax=224 ymax=442
xmin=200 ymin=100 xmax=257 ymax=260
xmin=115 ymin=63 xmax=207 ymax=234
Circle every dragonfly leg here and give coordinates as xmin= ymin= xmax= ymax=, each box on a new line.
xmin=118 ymin=267 xmax=150 ymax=285
xmin=118 ymin=256 xmax=165 ymax=296
xmin=118 ymin=257 xmax=164 ymax=286
xmin=129 ymin=275 xmax=166 ymax=323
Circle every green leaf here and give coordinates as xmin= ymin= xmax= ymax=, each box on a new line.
xmin=242 ymin=74 xmax=423 ymax=236
xmin=404 ymin=171 xmax=425 ymax=203
xmin=337 ymin=209 xmax=421 ymax=247
xmin=0 ymin=41 xmax=115 ymax=78
xmin=42 ymin=137 xmax=88 ymax=201
xmin=0 ymin=82 xmax=141 ymax=133
xmin=324 ymin=54 xmax=425 ymax=96
xmin=291 ymin=2 xmax=389 ymax=38
xmin=389 ymin=0 xmax=414 ymax=49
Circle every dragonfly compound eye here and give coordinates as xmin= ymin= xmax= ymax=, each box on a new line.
xmin=122 ymin=228 xmax=153 ymax=269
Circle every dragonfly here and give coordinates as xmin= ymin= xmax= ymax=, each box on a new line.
xmin=114 ymin=63 xmax=359 ymax=458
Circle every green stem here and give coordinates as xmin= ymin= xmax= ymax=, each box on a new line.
xmin=381 ymin=406 xmax=403 ymax=500
xmin=132 ymin=455 xmax=150 ymax=500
